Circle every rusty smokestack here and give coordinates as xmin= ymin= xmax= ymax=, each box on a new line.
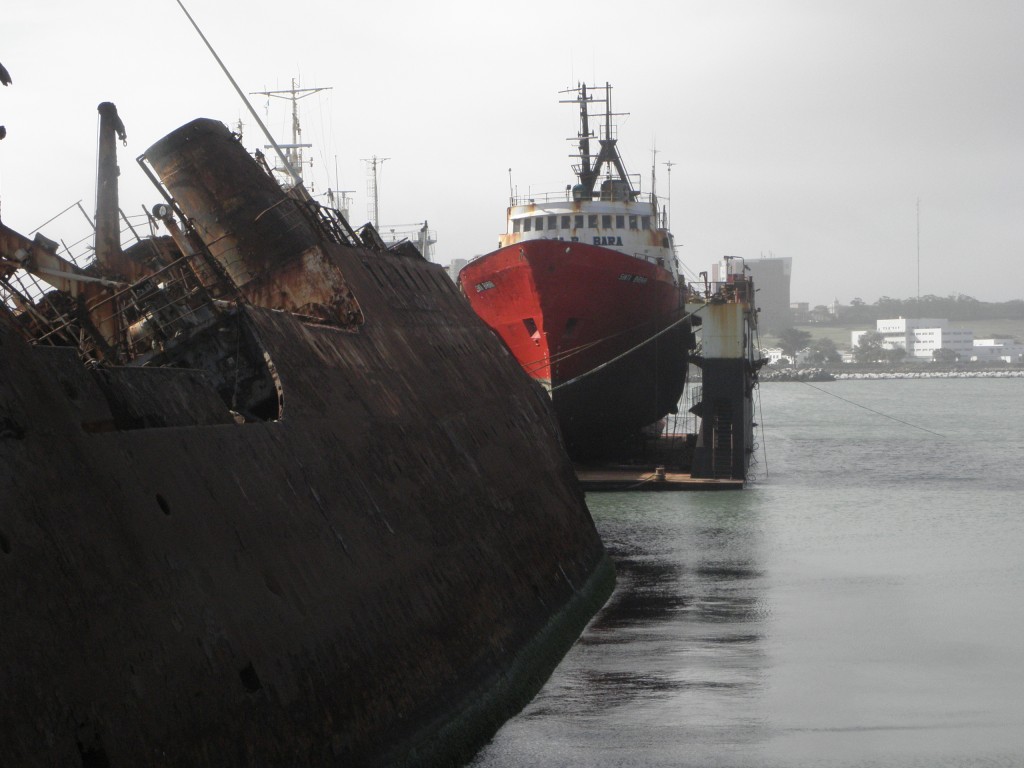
xmin=95 ymin=102 xmax=127 ymax=274
xmin=143 ymin=118 xmax=363 ymax=325
xmin=144 ymin=119 xmax=320 ymax=290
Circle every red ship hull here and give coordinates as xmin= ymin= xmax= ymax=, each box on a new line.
xmin=460 ymin=239 xmax=691 ymax=458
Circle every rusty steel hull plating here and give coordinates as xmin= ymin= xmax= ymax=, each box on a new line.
xmin=0 ymin=119 xmax=613 ymax=767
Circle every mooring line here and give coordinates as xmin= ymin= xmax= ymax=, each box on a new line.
xmin=755 ymin=384 xmax=769 ymax=479
xmin=799 ymin=380 xmax=946 ymax=438
xmin=550 ymin=303 xmax=706 ymax=393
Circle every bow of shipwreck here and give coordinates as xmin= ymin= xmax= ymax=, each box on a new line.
xmin=0 ymin=105 xmax=613 ymax=767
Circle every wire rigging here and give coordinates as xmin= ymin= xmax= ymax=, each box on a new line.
xmin=799 ymin=380 xmax=946 ymax=437
xmin=551 ymin=302 xmax=707 ymax=393
xmin=751 ymin=316 xmax=769 ymax=478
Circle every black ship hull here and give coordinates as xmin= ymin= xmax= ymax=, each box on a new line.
xmin=0 ymin=117 xmax=613 ymax=766
xmin=552 ymin=320 xmax=692 ymax=460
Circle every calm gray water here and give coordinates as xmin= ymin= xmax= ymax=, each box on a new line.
xmin=472 ymin=378 xmax=1024 ymax=767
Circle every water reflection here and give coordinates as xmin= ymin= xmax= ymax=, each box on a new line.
xmin=471 ymin=492 xmax=772 ymax=766
xmin=585 ymin=554 xmax=688 ymax=632
xmin=473 ymin=381 xmax=1024 ymax=767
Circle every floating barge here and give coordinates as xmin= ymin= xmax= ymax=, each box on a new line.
xmin=575 ymin=465 xmax=744 ymax=491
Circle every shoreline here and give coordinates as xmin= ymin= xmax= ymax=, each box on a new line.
xmin=760 ymin=367 xmax=1024 ymax=382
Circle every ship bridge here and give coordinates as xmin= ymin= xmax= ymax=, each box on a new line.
xmin=500 ymin=195 xmax=676 ymax=277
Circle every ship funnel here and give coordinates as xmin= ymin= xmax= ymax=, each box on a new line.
xmin=143 ymin=119 xmax=361 ymax=325
xmin=143 ymin=118 xmax=320 ymax=299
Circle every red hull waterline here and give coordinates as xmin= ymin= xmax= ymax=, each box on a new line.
xmin=460 ymin=239 xmax=691 ymax=459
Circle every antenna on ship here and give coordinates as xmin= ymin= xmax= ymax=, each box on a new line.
xmin=651 ymin=144 xmax=659 ymax=200
xmin=250 ymin=78 xmax=332 ymax=190
xmin=175 ymin=0 xmax=305 ymax=191
xmin=561 ymin=82 xmax=595 ymax=195
xmin=560 ymin=81 xmax=633 ymax=200
xmin=663 ymin=160 xmax=675 ymax=231
xmin=363 ymin=156 xmax=388 ymax=228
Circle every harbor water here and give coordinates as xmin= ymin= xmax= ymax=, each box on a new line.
xmin=471 ymin=377 xmax=1024 ymax=767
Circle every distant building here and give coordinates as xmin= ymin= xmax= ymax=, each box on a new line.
xmin=744 ymin=256 xmax=792 ymax=333
xmin=761 ymin=346 xmax=790 ymax=365
xmin=761 ymin=346 xmax=811 ymax=366
xmin=852 ymin=317 xmax=974 ymax=361
xmin=972 ymin=338 xmax=1024 ymax=363
xmin=446 ymin=258 xmax=469 ymax=282
xmin=791 ymin=301 xmax=837 ymax=324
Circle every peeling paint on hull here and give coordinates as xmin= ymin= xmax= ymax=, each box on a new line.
xmin=0 ymin=117 xmax=612 ymax=767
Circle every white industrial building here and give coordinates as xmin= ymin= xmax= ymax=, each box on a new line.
xmin=852 ymin=318 xmax=974 ymax=361
xmin=760 ymin=346 xmax=811 ymax=366
xmin=446 ymin=258 xmax=469 ymax=282
xmin=971 ymin=338 xmax=1024 ymax=363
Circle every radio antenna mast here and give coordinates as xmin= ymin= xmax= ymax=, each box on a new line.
xmin=663 ymin=160 xmax=675 ymax=231
xmin=363 ymin=156 xmax=389 ymax=228
xmin=250 ymin=79 xmax=332 ymax=188
xmin=175 ymin=0 xmax=304 ymax=189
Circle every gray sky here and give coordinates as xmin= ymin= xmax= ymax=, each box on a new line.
xmin=1 ymin=0 xmax=1021 ymax=304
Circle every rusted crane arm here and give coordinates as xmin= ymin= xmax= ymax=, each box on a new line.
xmin=0 ymin=221 xmax=122 ymax=295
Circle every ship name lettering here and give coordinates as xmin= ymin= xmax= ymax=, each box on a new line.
xmin=593 ymin=236 xmax=624 ymax=246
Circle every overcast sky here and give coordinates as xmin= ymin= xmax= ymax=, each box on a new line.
xmin=1 ymin=0 xmax=1021 ymax=304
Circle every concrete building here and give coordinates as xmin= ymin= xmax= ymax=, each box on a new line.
xmin=761 ymin=346 xmax=790 ymax=366
xmin=744 ymin=256 xmax=792 ymax=333
xmin=852 ymin=317 xmax=975 ymax=361
xmin=972 ymin=338 xmax=1024 ymax=363
xmin=446 ymin=258 xmax=469 ymax=282
xmin=761 ymin=346 xmax=811 ymax=366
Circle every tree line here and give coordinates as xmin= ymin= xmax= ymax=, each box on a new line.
xmin=837 ymin=294 xmax=1024 ymax=324
xmin=775 ymin=328 xmax=843 ymax=364
xmin=773 ymin=328 xmax=994 ymax=366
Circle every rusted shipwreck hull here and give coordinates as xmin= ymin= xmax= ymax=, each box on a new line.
xmin=0 ymin=115 xmax=613 ymax=766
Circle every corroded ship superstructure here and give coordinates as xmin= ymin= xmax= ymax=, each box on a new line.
xmin=459 ymin=84 xmax=694 ymax=460
xmin=0 ymin=104 xmax=613 ymax=766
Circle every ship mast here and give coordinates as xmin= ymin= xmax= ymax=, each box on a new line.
xmin=363 ymin=156 xmax=389 ymax=229
xmin=576 ymin=83 xmax=594 ymax=187
xmin=175 ymin=0 xmax=305 ymax=192
xmin=250 ymin=79 xmax=332 ymax=189
xmin=562 ymin=82 xmax=634 ymax=200
xmin=662 ymin=160 xmax=675 ymax=231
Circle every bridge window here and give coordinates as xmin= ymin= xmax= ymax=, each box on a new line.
xmin=641 ymin=216 xmax=651 ymax=230
xmin=629 ymin=214 xmax=638 ymax=229
xmin=524 ymin=218 xmax=532 ymax=232
xmin=513 ymin=219 xmax=521 ymax=233
xmin=561 ymin=215 xmax=570 ymax=229
xmin=588 ymin=214 xmax=598 ymax=228
xmin=616 ymin=215 xmax=625 ymax=228
xmin=602 ymin=214 xmax=612 ymax=228
xmin=548 ymin=215 xmax=558 ymax=230
xmin=535 ymin=216 xmax=545 ymax=231
xmin=575 ymin=214 xmax=584 ymax=229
